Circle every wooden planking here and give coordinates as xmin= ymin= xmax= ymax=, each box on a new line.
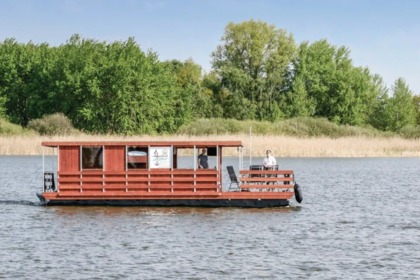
xmin=53 ymin=191 xmax=294 ymax=199
xmin=105 ymin=146 xmax=125 ymax=172
xmin=58 ymin=185 xmax=82 ymax=191
xmin=56 ymin=167 xmax=220 ymax=195
xmin=43 ymin=140 xmax=242 ymax=148
xmin=58 ymin=169 xmax=218 ymax=176
xmin=240 ymin=184 xmax=294 ymax=189
xmin=239 ymin=169 xmax=294 ymax=187
xmin=58 ymin=169 xmax=219 ymax=184
xmin=59 ymin=178 xmax=218 ymax=184
xmin=220 ymin=191 xmax=295 ymax=200
xmin=239 ymin=170 xmax=294 ymax=175
xmin=42 ymin=191 xmax=294 ymax=201
xmin=57 ymin=191 xmax=222 ymax=197
xmin=240 ymin=177 xmax=293 ymax=183
xmin=59 ymin=146 xmax=79 ymax=172
xmin=58 ymin=184 xmax=219 ymax=192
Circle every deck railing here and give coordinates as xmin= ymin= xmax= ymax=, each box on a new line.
xmin=239 ymin=169 xmax=294 ymax=192
xmin=56 ymin=169 xmax=220 ymax=193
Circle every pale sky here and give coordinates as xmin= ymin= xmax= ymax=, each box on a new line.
xmin=1 ymin=0 xmax=419 ymax=94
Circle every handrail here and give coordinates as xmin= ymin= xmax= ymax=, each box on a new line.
xmin=57 ymin=169 xmax=220 ymax=192
xmin=239 ymin=170 xmax=294 ymax=175
xmin=238 ymin=169 xmax=295 ymax=191
xmin=58 ymin=169 xmax=219 ymax=176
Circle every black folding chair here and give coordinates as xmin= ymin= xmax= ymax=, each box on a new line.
xmin=226 ymin=166 xmax=240 ymax=191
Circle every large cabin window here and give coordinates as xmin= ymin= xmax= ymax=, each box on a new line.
xmin=82 ymin=146 xmax=103 ymax=169
xmin=127 ymin=146 xmax=148 ymax=169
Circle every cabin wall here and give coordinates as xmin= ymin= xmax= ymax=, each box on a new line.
xmin=59 ymin=146 xmax=80 ymax=172
xmin=52 ymin=143 xmax=234 ymax=194
xmin=105 ymin=146 xmax=125 ymax=172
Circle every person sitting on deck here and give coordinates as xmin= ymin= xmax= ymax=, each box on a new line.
xmin=198 ymin=148 xmax=209 ymax=169
xmin=262 ymin=150 xmax=277 ymax=170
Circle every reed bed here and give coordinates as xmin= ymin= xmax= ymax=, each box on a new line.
xmin=1 ymin=134 xmax=419 ymax=157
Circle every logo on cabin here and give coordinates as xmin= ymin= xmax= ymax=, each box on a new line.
xmin=149 ymin=147 xmax=172 ymax=168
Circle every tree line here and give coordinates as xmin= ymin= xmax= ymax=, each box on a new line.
xmin=0 ymin=20 xmax=419 ymax=135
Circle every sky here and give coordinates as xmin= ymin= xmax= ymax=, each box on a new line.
xmin=1 ymin=0 xmax=419 ymax=94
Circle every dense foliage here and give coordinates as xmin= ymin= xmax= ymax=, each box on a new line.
xmin=0 ymin=36 xmax=192 ymax=134
xmin=212 ymin=20 xmax=296 ymax=121
xmin=0 ymin=20 xmax=419 ymax=137
xmin=178 ymin=117 xmax=397 ymax=138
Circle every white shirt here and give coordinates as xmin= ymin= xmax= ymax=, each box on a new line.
xmin=263 ymin=155 xmax=276 ymax=167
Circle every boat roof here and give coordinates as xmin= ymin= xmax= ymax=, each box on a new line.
xmin=42 ymin=140 xmax=243 ymax=148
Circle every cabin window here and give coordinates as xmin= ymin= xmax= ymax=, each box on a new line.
xmin=82 ymin=146 xmax=103 ymax=169
xmin=127 ymin=146 xmax=148 ymax=169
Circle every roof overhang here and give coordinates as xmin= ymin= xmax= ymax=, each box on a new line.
xmin=42 ymin=141 xmax=243 ymax=148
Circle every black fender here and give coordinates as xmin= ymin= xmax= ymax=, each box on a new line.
xmin=294 ymin=183 xmax=303 ymax=203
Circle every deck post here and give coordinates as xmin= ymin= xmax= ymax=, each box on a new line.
xmin=249 ymin=125 xmax=252 ymax=166
xmin=55 ymin=147 xmax=58 ymax=192
xmin=193 ymin=145 xmax=197 ymax=171
xmin=215 ymin=145 xmax=219 ymax=171
xmin=193 ymin=145 xmax=197 ymax=192
xmin=238 ymin=146 xmax=242 ymax=172
xmin=42 ymin=146 xmax=45 ymax=192
xmin=148 ymin=145 xmax=151 ymax=192
xmin=171 ymin=145 xmax=174 ymax=193
xmin=125 ymin=145 xmax=128 ymax=192
xmin=79 ymin=146 xmax=83 ymax=192
xmin=102 ymin=144 xmax=105 ymax=192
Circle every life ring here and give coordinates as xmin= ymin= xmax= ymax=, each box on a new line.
xmin=294 ymin=183 xmax=303 ymax=203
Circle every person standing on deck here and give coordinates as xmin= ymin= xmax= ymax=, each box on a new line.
xmin=198 ymin=148 xmax=209 ymax=169
xmin=262 ymin=150 xmax=276 ymax=169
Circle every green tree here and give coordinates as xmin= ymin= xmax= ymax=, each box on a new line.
xmin=165 ymin=59 xmax=207 ymax=123
xmin=47 ymin=35 xmax=183 ymax=134
xmin=212 ymin=20 xmax=296 ymax=121
xmin=290 ymin=39 xmax=376 ymax=125
xmin=201 ymin=72 xmax=224 ymax=118
xmin=282 ymin=55 xmax=316 ymax=118
xmin=367 ymin=74 xmax=389 ymax=130
xmin=0 ymin=35 xmax=190 ymax=134
xmin=413 ymin=95 xmax=420 ymax=125
xmin=0 ymin=39 xmax=36 ymax=125
xmin=385 ymin=78 xmax=417 ymax=131
xmin=0 ymin=94 xmax=6 ymax=119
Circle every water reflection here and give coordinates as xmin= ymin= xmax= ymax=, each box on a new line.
xmin=49 ymin=205 xmax=298 ymax=217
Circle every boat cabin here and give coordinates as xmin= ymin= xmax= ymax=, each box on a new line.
xmin=42 ymin=141 xmax=241 ymax=194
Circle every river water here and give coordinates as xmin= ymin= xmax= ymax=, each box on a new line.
xmin=0 ymin=156 xmax=419 ymax=279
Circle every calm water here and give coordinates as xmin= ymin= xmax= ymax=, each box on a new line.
xmin=0 ymin=156 xmax=419 ymax=279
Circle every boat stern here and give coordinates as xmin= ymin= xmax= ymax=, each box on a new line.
xmin=36 ymin=192 xmax=49 ymax=205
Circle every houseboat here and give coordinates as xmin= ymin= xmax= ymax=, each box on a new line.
xmin=37 ymin=140 xmax=302 ymax=207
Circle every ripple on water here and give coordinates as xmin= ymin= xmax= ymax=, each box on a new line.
xmin=0 ymin=156 xmax=419 ymax=279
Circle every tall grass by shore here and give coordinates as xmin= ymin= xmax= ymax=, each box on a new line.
xmin=1 ymin=117 xmax=419 ymax=156
xmin=1 ymin=134 xmax=419 ymax=157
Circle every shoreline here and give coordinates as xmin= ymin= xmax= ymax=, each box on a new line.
xmin=1 ymin=134 xmax=419 ymax=157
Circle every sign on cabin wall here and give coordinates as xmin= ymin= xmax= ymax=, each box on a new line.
xmin=149 ymin=147 xmax=172 ymax=168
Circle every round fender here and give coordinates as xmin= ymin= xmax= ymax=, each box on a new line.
xmin=294 ymin=183 xmax=303 ymax=203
